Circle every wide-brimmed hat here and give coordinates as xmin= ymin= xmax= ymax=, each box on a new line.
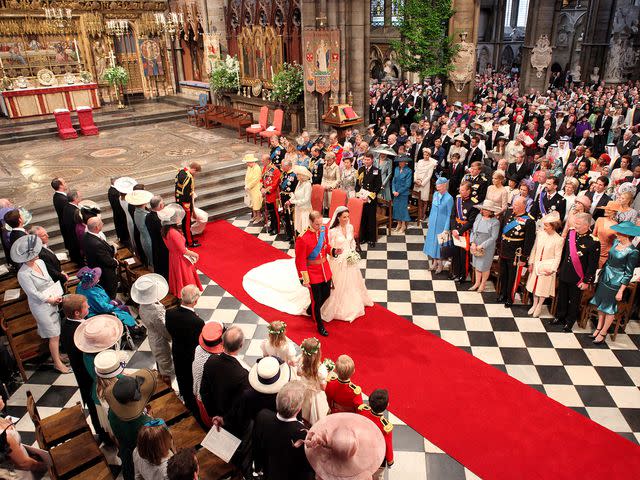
xmin=113 ymin=177 xmax=138 ymax=194
xmin=10 ymin=234 xmax=42 ymax=263
xmin=79 ymin=200 xmax=100 ymax=212
xmin=77 ymin=266 xmax=102 ymax=288
xmin=158 ymin=203 xmax=185 ymax=226
xmin=435 ymin=177 xmax=448 ymax=185
xmin=304 ymin=413 xmax=385 ymax=480
xmin=199 ymin=322 xmax=225 ymax=354
xmin=248 ymin=356 xmax=292 ymax=394
xmin=104 ymin=369 xmax=157 ymax=421
xmin=597 ymin=200 xmax=623 ymax=212
xmin=611 ymin=221 xmax=640 ymax=237
xmin=474 ymin=199 xmax=502 ymax=213
xmin=242 ymin=153 xmax=259 ymax=163
xmin=125 ymin=190 xmax=153 ymax=207
xmin=94 ymin=349 xmax=126 ymax=379
xmin=574 ymin=194 xmax=591 ymax=210
xmin=74 ymin=314 xmax=123 ymax=353
xmin=499 ymin=116 xmax=510 ymax=123
xmin=4 ymin=207 xmax=32 ymax=232
xmin=453 ymin=135 xmax=467 ymax=144
xmin=369 ymin=145 xmax=397 ymax=157
xmin=541 ymin=211 xmax=561 ymax=224
xmin=394 ymin=155 xmax=410 ymax=164
xmin=453 ymin=101 xmax=463 ymax=108
xmin=293 ymin=165 xmax=312 ymax=180
xmin=131 ymin=274 xmax=169 ymax=305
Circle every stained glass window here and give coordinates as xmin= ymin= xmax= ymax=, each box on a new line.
xmin=391 ymin=0 xmax=403 ymax=26
xmin=371 ymin=0 xmax=385 ymax=27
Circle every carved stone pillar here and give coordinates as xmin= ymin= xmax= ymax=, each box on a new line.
xmin=602 ymin=0 xmax=638 ymax=84
xmin=520 ymin=0 xmax=556 ymax=93
xmin=204 ymin=0 xmax=228 ymax=51
xmin=447 ymin=0 xmax=480 ymax=103
xmin=579 ymin=0 xmax=615 ymax=84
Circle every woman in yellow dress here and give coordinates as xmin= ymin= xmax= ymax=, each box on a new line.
xmin=243 ymin=153 xmax=263 ymax=223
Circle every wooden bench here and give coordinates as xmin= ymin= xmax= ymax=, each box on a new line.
xmin=27 ymin=391 xmax=90 ymax=449
xmin=205 ymin=106 xmax=253 ymax=138
xmin=376 ymin=198 xmax=393 ymax=238
xmin=49 ymin=431 xmax=110 ymax=480
xmin=1 ymin=311 xmax=49 ymax=381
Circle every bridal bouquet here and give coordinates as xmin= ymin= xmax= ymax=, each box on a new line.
xmin=346 ymin=250 xmax=361 ymax=266
xmin=322 ymin=358 xmax=335 ymax=372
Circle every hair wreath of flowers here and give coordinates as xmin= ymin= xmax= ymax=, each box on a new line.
xmin=268 ymin=322 xmax=287 ymax=335
xmin=301 ymin=338 xmax=321 ymax=356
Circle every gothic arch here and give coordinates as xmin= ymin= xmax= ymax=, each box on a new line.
xmin=477 ymin=46 xmax=491 ymax=73
xmin=500 ymin=46 xmax=514 ymax=68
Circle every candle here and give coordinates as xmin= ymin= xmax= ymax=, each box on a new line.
xmin=270 ymin=65 xmax=274 ymax=78
xmin=0 ymin=54 xmax=4 ymax=71
xmin=109 ymin=50 xmax=116 ymax=67
xmin=74 ymin=39 xmax=80 ymax=64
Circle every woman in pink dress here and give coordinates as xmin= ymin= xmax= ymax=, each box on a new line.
xmin=159 ymin=203 xmax=202 ymax=298
xmin=321 ymin=206 xmax=373 ymax=322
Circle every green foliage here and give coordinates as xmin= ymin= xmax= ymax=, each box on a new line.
xmin=390 ymin=0 xmax=458 ymax=78
xmin=209 ymin=55 xmax=240 ymax=93
xmin=102 ymin=66 xmax=129 ymax=86
xmin=270 ymin=62 xmax=304 ymax=105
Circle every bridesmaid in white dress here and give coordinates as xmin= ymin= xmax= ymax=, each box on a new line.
xmin=321 ymin=206 xmax=373 ymax=322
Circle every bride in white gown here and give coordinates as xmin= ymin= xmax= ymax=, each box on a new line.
xmin=321 ymin=206 xmax=373 ymax=322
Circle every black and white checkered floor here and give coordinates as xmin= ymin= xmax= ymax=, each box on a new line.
xmin=6 ymin=214 xmax=640 ymax=479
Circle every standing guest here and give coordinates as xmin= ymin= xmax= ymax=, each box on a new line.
xmin=279 ymin=159 xmax=299 ymax=246
xmin=62 ymin=190 xmax=83 ymax=264
xmin=0 ymin=198 xmax=14 ymax=266
xmin=133 ymin=420 xmax=174 ymax=480
xmin=286 ymin=166 xmax=312 ymax=236
xmin=463 ymin=161 xmax=489 ymax=203
xmin=30 ymin=225 xmax=68 ymax=286
xmin=243 ymin=154 xmax=263 ymax=224
xmin=146 ymin=196 xmax=169 ymax=280
xmin=253 ymin=381 xmax=314 ymax=480
xmin=615 ymin=190 xmax=638 ymax=224
xmin=575 ymin=159 xmax=592 ymax=192
xmin=561 ymin=178 xmax=579 ymax=220
xmin=424 ymin=177 xmax=454 ymax=274
xmin=340 ymin=157 xmax=358 ymax=198
xmin=552 ymin=213 xmax=600 ymax=332
xmin=510 ymin=180 xmax=534 ymax=212
xmin=60 ymin=294 xmax=109 ymax=443
xmin=114 ymin=177 xmax=138 ymax=254
xmin=506 ymin=152 xmax=530 ymax=183
xmin=469 ymin=200 xmax=501 ymax=292
xmin=84 ymin=216 xmax=119 ymax=299
xmin=526 ymin=211 xmax=564 ymax=317
xmin=192 ymin=321 xmax=225 ymax=427
xmin=166 ymin=448 xmax=198 ymax=480
xmin=76 ymin=202 xmax=100 ymax=262
xmin=590 ymin=222 xmax=640 ymax=344
xmin=391 ymin=155 xmax=413 ymax=233
xmin=159 ymin=204 xmax=201 ymax=298
xmin=309 ymin=146 xmax=324 ymax=185
xmin=563 ymin=193 xmax=591 ymax=237
xmin=448 ymin=152 xmax=466 ymax=196
xmin=269 ymin=135 xmax=285 ymax=169
xmin=261 ymin=153 xmax=282 ymax=235
xmin=12 ymin=235 xmax=68 ymax=373
xmin=413 ymin=149 xmax=437 ymax=221
xmin=357 ymin=389 xmax=394 ymax=479
xmin=377 ymin=150 xmax=394 ymax=201
xmin=356 ymin=153 xmax=382 ymax=247
xmin=297 ymin=337 xmax=329 ymax=425
xmin=328 ymin=132 xmax=344 ymax=165
xmin=585 ymin=176 xmax=611 ymax=220
xmin=450 ymin=182 xmax=478 ymax=283
xmin=593 ymin=201 xmax=621 ymax=267
xmin=321 ymin=152 xmax=340 ymax=212
xmin=127 ymin=190 xmax=154 ymax=268
xmin=485 ymin=170 xmax=509 ymax=215
xmin=165 ymin=285 xmax=204 ymax=417
xmin=75 ymin=266 xmax=136 ymax=327
xmin=498 ymin=196 xmax=536 ymax=307
xmin=261 ymin=320 xmax=297 ymax=365
xmin=325 ymin=354 xmax=363 ymax=414
xmin=108 ymin=177 xmax=130 ymax=245
xmin=530 ymin=176 xmax=566 ymax=221
xmin=51 ymin=177 xmax=68 ymax=239
xmin=174 ymin=162 xmax=202 ymax=248
xmin=131 ymin=274 xmax=175 ymax=380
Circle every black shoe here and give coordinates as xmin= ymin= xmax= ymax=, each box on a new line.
xmin=189 ymin=241 xmax=201 ymax=248
xmin=359 ymin=239 xmax=368 ymax=245
xmin=562 ymin=324 xmax=573 ymax=333
xmin=504 ymin=301 xmax=513 ymax=308
xmin=268 ymin=230 xmax=277 ymax=235
xmin=368 ymin=242 xmax=375 ymax=248
xmin=453 ymin=276 xmax=463 ymax=283
xmin=289 ymin=241 xmax=295 ymax=249
xmin=550 ymin=318 xmax=564 ymax=326
xmin=496 ymin=295 xmax=505 ymax=303
xmin=317 ymin=324 xmax=329 ymax=337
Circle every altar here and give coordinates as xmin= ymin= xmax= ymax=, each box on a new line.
xmin=0 ymin=83 xmax=100 ymax=119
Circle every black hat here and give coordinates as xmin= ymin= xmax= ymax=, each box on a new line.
xmin=112 ymin=375 xmax=143 ymax=404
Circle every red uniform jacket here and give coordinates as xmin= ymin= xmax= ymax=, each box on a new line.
xmin=358 ymin=404 xmax=394 ymax=466
xmin=330 ymin=143 xmax=344 ymax=165
xmin=295 ymin=226 xmax=333 ymax=285
xmin=325 ymin=372 xmax=363 ymax=413
xmin=262 ymin=163 xmax=281 ymax=203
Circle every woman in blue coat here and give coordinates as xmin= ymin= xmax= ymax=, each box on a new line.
xmin=392 ymin=155 xmax=413 ymax=234
xmin=423 ymin=177 xmax=454 ymax=273
xmin=75 ymin=266 xmax=136 ymax=327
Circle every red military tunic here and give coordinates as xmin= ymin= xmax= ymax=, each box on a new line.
xmin=330 ymin=143 xmax=344 ymax=165
xmin=358 ymin=404 xmax=394 ymax=466
xmin=295 ymin=226 xmax=333 ymax=285
xmin=261 ymin=162 xmax=281 ymax=203
xmin=325 ymin=372 xmax=363 ymax=413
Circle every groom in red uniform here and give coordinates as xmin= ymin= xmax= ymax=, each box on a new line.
xmin=295 ymin=211 xmax=341 ymax=337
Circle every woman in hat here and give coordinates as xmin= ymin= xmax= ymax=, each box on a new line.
xmin=261 ymin=321 xmax=298 ymax=365
xmin=297 ymin=337 xmax=329 ymax=426
xmin=593 ymin=201 xmax=621 ymax=268
xmin=562 ymin=193 xmax=592 ymax=238
xmin=75 ymin=201 xmax=101 ymax=261
xmin=469 ymin=200 xmax=501 ymax=292
xmin=447 ymin=135 xmax=468 ymax=164
xmin=131 ymin=274 xmax=175 ymax=381
xmin=285 ymin=165 xmax=312 ymax=235
xmin=133 ymin=419 xmax=174 ymax=480
xmin=243 ymin=154 xmax=263 ymax=224
xmin=12 ymin=235 xmax=69 ymax=373
xmin=506 ymin=171 xmax=519 ymax=205
xmin=526 ymin=211 xmax=564 ymax=317
xmin=126 ymin=190 xmax=154 ymax=268
xmin=413 ymin=149 xmax=437 ymax=222
xmin=488 ymin=136 xmax=508 ymax=164
xmin=159 ymin=203 xmax=202 ymax=298
xmin=391 ymin=155 xmax=413 ymax=234
xmin=377 ymin=150 xmax=393 ymax=201
xmin=321 ymin=152 xmax=340 ymax=210
xmin=590 ymin=221 xmax=640 ymax=345
xmin=423 ymin=177 xmax=453 ymax=274
xmin=192 ymin=321 xmax=224 ymax=427
xmin=76 ymin=266 xmax=136 ymax=327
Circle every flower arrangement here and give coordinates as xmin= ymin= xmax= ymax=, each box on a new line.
xmin=102 ymin=66 xmax=129 ymax=86
xmin=209 ymin=55 xmax=239 ymax=93
xmin=346 ymin=250 xmax=361 ymax=266
xmin=322 ymin=358 xmax=335 ymax=372
xmin=270 ymin=62 xmax=303 ymax=106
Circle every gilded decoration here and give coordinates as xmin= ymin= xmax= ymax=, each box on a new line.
xmin=530 ymin=35 xmax=553 ymax=79
xmin=237 ymin=25 xmax=283 ymax=84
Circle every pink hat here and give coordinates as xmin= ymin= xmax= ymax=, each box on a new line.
xmin=74 ymin=314 xmax=123 ymax=353
xmin=575 ymin=194 xmax=591 ymax=210
xmin=199 ymin=322 xmax=224 ymax=354
xmin=304 ymin=413 xmax=385 ymax=480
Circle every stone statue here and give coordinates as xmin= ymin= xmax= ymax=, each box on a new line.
xmin=92 ymin=40 xmax=107 ymax=80
xmin=590 ymin=66 xmax=600 ymax=83
xmin=316 ymin=39 xmax=329 ymax=72
xmin=530 ymin=35 xmax=553 ymax=78
xmin=383 ymin=60 xmax=397 ymax=79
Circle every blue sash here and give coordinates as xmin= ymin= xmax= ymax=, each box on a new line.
xmin=308 ymin=227 xmax=326 ymax=260
xmin=538 ymin=192 xmax=547 ymax=216
xmin=456 ymin=196 xmax=464 ymax=219
xmin=503 ymin=215 xmax=528 ymax=234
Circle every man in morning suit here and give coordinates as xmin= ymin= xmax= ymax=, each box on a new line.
xmin=175 ymin=161 xmax=202 ymax=248
xmin=529 ymin=176 xmax=566 ymax=221
xmin=51 ymin=177 xmax=68 ymax=239
xmin=5 ymin=209 xmax=27 ymax=269
xmin=31 ymin=226 xmax=68 ymax=286
xmin=498 ymin=196 xmax=536 ymax=307
xmin=356 ymin=153 xmax=382 ymax=247
xmin=585 ymin=176 xmax=611 ymax=221
xmin=108 ymin=177 xmax=129 ymax=244
xmin=62 ymin=190 xmax=83 ymax=265
xmin=450 ymin=182 xmax=479 ymax=283
xmin=84 ymin=217 xmax=118 ymax=298
xmin=166 ymin=285 xmax=205 ymax=418
xmin=145 ymin=195 xmax=169 ymax=280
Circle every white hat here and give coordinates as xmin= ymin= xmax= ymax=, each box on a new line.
xmin=10 ymin=234 xmax=42 ymax=263
xmin=293 ymin=165 xmax=312 ymax=179
xmin=113 ymin=177 xmax=138 ymax=194
xmin=242 ymin=153 xmax=259 ymax=163
xmin=130 ymin=274 xmax=169 ymax=305
xmin=94 ymin=349 xmax=127 ymax=378
xmin=125 ymin=190 xmax=153 ymax=206
xmin=157 ymin=203 xmax=185 ymax=226
xmin=248 ymin=356 xmax=291 ymax=394
xmin=79 ymin=200 xmax=101 ymax=212
xmin=74 ymin=314 xmax=123 ymax=353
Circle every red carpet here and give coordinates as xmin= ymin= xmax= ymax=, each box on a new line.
xmin=197 ymin=220 xmax=640 ymax=479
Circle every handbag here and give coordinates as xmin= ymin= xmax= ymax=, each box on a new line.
xmin=243 ymin=191 xmax=251 ymax=207
xmin=437 ymin=231 xmax=454 ymax=258
xmin=472 ymin=246 xmax=485 ymax=257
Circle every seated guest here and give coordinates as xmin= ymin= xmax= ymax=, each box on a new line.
xmin=325 ymin=354 xmax=363 ymax=413
xmin=166 ymin=448 xmax=198 ymax=480
xmin=30 ymin=225 xmax=68 ymax=286
xmin=145 ymin=195 xmax=169 ymax=280
xmin=84 ymin=216 xmax=119 ymax=299
xmin=253 ymin=381 xmax=314 ymax=480
xmin=192 ymin=322 xmax=225 ymax=428
xmin=260 ymin=321 xmax=298 ymax=365
xmin=358 ymin=389 xmax=395 ymax=479
xmin=75 ymin=266 xmax=136 ymax=327
xmin=133 ymin=419 xmax=174 ymax=480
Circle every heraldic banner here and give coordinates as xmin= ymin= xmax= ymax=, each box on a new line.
xmin=303 ymin=29 xmax=340 ymax=95
xmin=203 ymin=33 xmax=221 ymax=76
xmin=138 ymin=39 xmax=164 ymax=77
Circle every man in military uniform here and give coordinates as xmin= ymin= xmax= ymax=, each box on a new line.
xmin=356 ymin=153 xmax=382 ymax=248
xmin=357 ymin=389 xmax=394 ymax=479
xmin=260 ymin=154 xmax=281 ymax=235
xmin=279 ymin=159 xmax=298 ymax=246
xmin=462 ymin=161 xmax=489 ymax=203
xmin=269 ymin=136 xmax=285 ymax=169
xmin=174 ymin=161 xmax=202 ymax=247
xmin=309 ymin=146 xmax=324 ymax=185
xmin=498 ymin=196 xmax=536 ymax=307
xmin=450 ymin=181 xmax=478 ymax=282
xmin=529 ymin=176 xmax=566 ymax=221
xmin=552 ymin=212 xmax=600 ymax=332
xmin=324 ymin=355 xmax=363 ymax=414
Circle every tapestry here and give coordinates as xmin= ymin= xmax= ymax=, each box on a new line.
xmin=303 ymin=29 xmax=340 ymax=95
xmin=138 ymin=39 xmax=163 ymax=77
xmin=203 ymin=33 xmax=221 ymax=75
xmin=237 ymin=26 xmax=283 ymax=82
xmin=0 ymin=35 xmax=81 ymax=77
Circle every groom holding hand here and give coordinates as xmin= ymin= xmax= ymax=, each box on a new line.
xmin=295 ymin=211 xmax=341 ymax=337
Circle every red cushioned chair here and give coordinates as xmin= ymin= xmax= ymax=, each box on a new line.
xmin=259 ymin=108 xmax=283 ymax=145
xmin=311 ymin=184 xmax=325 ymax=213
xmin=246 ymin=106 xmax=268 ymax=143
xmin=53 ymin=109 xmax=77 ymax=140
xmin=76 ymin=106 xmax=99 ymax=136
xmin=328 ymin=189 xmax=348 ymax=220
xmin=346 ymin=197 xmax=364 ymax=244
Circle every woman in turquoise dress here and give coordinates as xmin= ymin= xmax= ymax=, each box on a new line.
xmin=589 ymin=221 xmax=640 ymax=345
xmin=391 ymin=155 xmax=413 ymax=233
xmin=423 ymin=177 xmax=454 ymax=273
xmin=75 ymin=267 xmax=136 ymax=327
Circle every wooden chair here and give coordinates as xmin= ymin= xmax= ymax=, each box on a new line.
xmin=169 ymin=416 xmax=206 ymax=450
xmin=259 ymin=109 xmax=284 ymax=145
xmin=67 ymin=458 xmax=113 ymax=480
xmin=27 ymin=391 xmax=89 ymax=449
xmin=2 ymin=311 xmax=50 ymax=381
xmin=186 ymin=93 xmax=208 ymax=125
xmin=376 ymin=198 xmax=393 ymax=238
xmin=328 ymin=189 xmax=348 ymax=220
xmin=196 ymin=449 xmax=240 ymax=480
xmin=311 ymin=184 xmax=325 ymax=213
xmin=148 ymin=390 xmax=190 ymax=425
xmin=246 ymin=106 xmax=269 ymax=143
xmin=346 ymin=197 xmax=364 ymax=245
xmin=49 ymin=431 xmax=107 ymax=480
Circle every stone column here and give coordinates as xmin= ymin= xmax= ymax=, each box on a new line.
xmin=579 ymin=0 xmax=615 ymax=84
xmin=520 ymin=0 xmax=556 ymax=93
xmin=204 ymin=0 xmax=228 ymax=52
xmin=447 ymin=0 xmax=480 ymax=103
xmin=345 ymin=0 xmax=368 ymax=124
xmin=602 ymin=0 xmax=638 ymax=84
